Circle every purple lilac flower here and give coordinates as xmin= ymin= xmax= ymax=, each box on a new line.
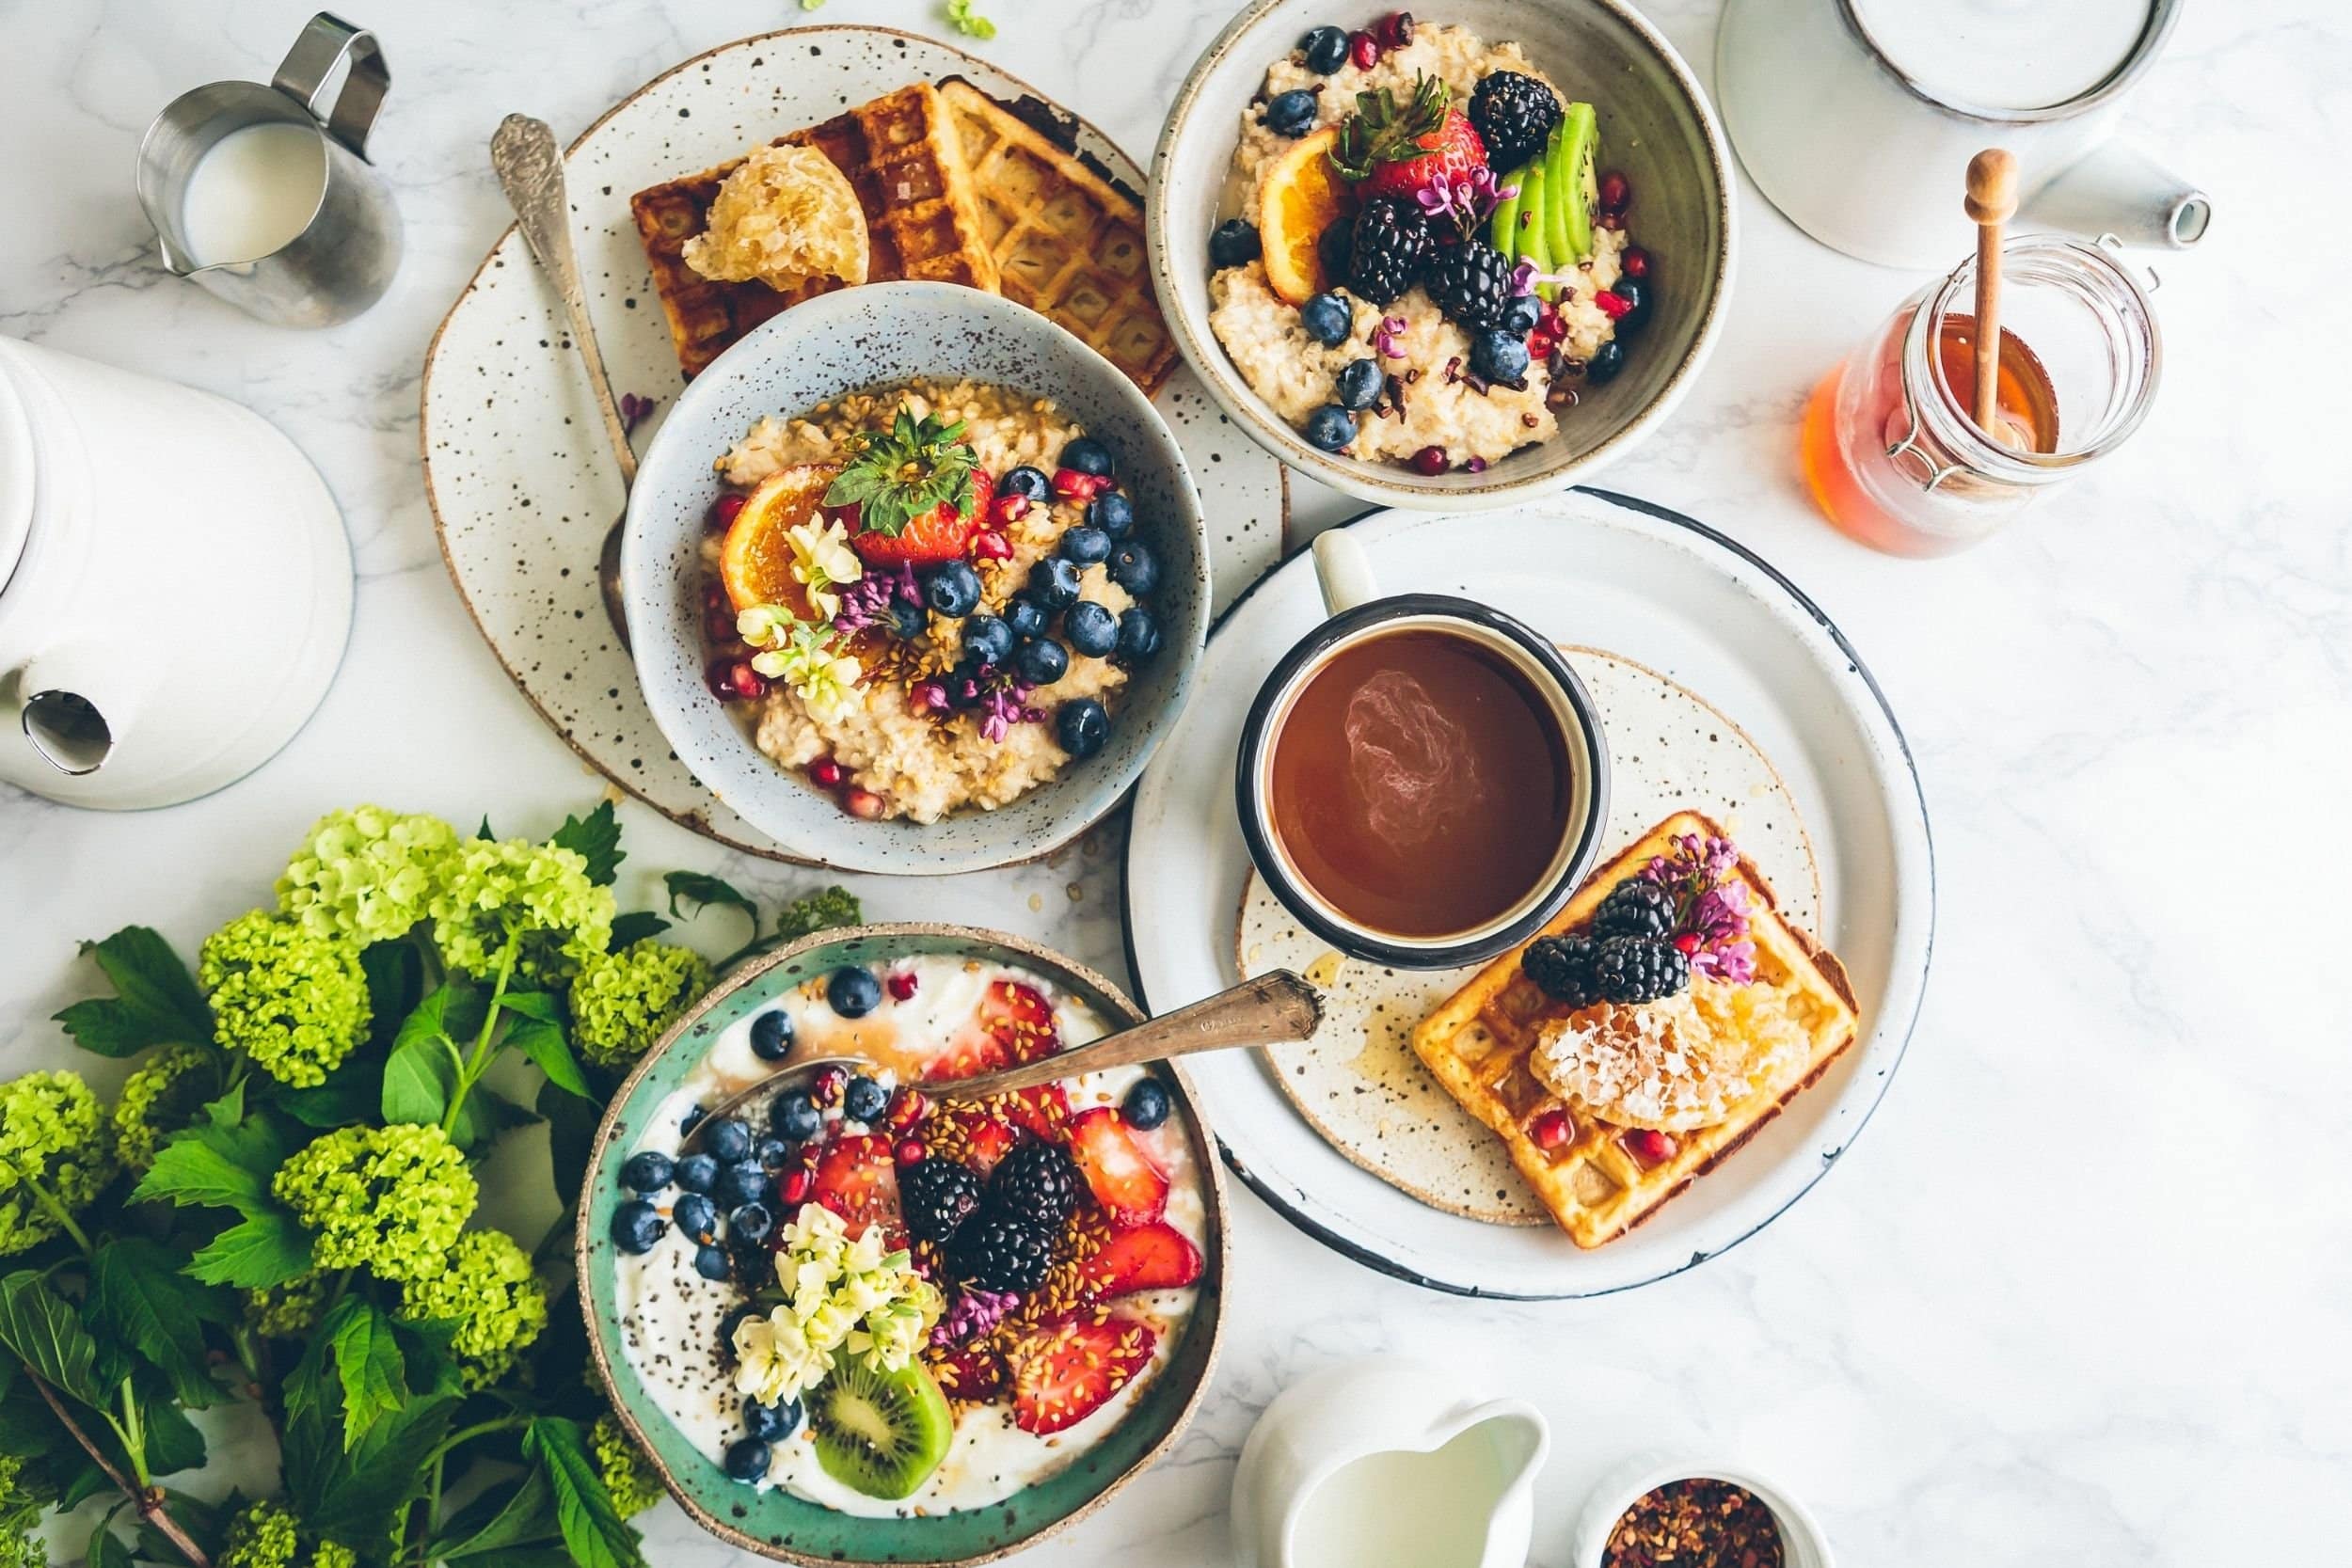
xmin=1416 ymin=167 xmax=1518 ymax=235
xmin=618 ymin=391 xmax=658 ymax=435
xmin=931 ymin=1287 xmax=1019 ymax=1347
xmin=831 ymin=561 xmax=924 ymax=633
xmin=1375 ymin=314 xmax=1409 ymax=360
xmin=978 ymin=679 xmax=1043 ymax=743
xmin=1641 ymin=833 xmax=1756 ymax=981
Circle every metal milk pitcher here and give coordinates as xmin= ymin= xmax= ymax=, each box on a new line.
xmin=135 ymin=12 xmax=400 ymax=327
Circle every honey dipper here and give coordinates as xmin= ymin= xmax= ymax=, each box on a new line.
xmin=1964 ymin=149 xmax=2019 ymax=437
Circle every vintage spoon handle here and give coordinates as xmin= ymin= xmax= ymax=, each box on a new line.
xmin=491 ymin=113 xmax=637 ymax=486
xmin=941 ymin=971 xmax=1323 ymax=1100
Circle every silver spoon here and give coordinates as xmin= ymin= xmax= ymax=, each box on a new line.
xmin=490 ymin=112 xmax=639 ymax=649
xmin=679 ymin=971 xmax=1323 ymax=1151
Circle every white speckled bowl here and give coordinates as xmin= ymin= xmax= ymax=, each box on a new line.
xmin=619 ymin=282 xmax=1208 ymax=875
xmin=1149 ymin=0 xmax=1736 ymax=510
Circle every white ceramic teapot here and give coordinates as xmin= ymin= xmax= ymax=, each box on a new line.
xmin=0 ymin=336 xmax=352 ymax=808
xmin=1232 ymin=1355 xmax=1550 ymax=1568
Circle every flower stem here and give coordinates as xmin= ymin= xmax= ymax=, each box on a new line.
xmin=440 ymin=932 xmax=521 ymax=1134
xmin=24 ymin=1371 xmax=209 ymax=1566
xmin=24 ymin=1177 xmax=94 ymax=1256
xmin=425 ymin=1414 xmax=528 ymax=1465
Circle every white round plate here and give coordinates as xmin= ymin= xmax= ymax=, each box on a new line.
xmin=421 ymin=25 xmax=1287 ymax=863
xmin=1122 ymin=489 xmax=1934 ymax=1298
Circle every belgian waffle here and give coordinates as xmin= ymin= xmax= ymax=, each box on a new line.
xmin=936 ymin=78 xmax=1176 ymax=392
xmin=1409 ymin=812 xmax=1860 ymax=1249
xmin=629 ymin=82 xmax=1000 ymax=379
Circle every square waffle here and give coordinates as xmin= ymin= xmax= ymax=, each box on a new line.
xmin=1409 ymin=812 xmax=1860 ymax=1248
xmin=629 ymin=82 xmax=1000 ymax=379
xmin=936 ymin=78 xmax=1176 ymax=392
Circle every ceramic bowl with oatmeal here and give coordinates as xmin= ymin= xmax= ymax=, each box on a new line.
xmin=1150 ymin=0 xmax=1733 ymax=509
xmin=622 ymin=283 xmax=1208 ymax=876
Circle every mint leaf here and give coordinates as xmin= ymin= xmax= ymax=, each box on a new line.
xmin=87 ymin=1239 xmax=232 ymax=1409
xmin=550 ymin=801 xmax=624 ymax=886
xmin=607 ymin=911 xmax=670 ymax=949
xmin=327 ymin=1297 xmax=406 ymax=1450
xmin=508 ymin=1017 xmax=589 ymax=1100
xmin=0 ymin=1272 xmax=105 ymax=1405
xmin=187 ymin=1211 xmax=313 ymax=1288
xmin=53 ymin=926 xmax=213 ymax=1057
xmin=525 ymin=1417 xmax=645 ymax=1568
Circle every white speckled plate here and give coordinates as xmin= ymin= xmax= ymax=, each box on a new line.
xmin=1124 ymin=490 xmax=1934 ymax=1298
xmin=421 ymin=26 xmax=1286 ymax=863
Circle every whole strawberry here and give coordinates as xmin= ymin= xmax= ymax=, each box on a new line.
xmin=1330 ymin=74 xmax=1488 ymax=204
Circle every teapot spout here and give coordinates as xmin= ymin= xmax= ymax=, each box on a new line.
xmin=2025 ymin=141 xmax=2212 ymax=250
xmin=15 ymin=648 xmax=137 ymax=775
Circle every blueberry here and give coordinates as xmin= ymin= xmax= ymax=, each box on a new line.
xmin=1209 ymin=217 xmax=1262 ymax=269
xmin=1107 ymin=540 xmax=1160 ymax=595
xmin=890 ymin=598 xmax=928 ymax=639
xmin=1262 ymin=88 xmax=1318 ymax=137
xmin=755 ymin=1135 xmax=790 ymax=1170
xmin=611 ymin=1199 xmax=665 ymax=1255
xmin=1057 ymin=698 xmax=1110 ymax=759
xmin=744 ymin=1397 xmax=803 ymax=1442
xmin=770 ymin=1090 xmax=821 ymax=1144
xmin=716 ymin=1159 xmax=769 ymax=1209
xmin=723 ymin=1437 xmax=772 ymax=1482
xmin=621 ymin=1150 xmax=675 ymax=1194
xmin=693 ymin=1243 xmax=732 ymax=1281
xmin=1585 ymin=339 xmax=1627 ymax=387
xmin=1610 ymin=276 xmax=1650 ymax=332
xmin=679 ymin=1104 xmax=707 ymax=1134
xmin=1088 ymin=491 xmax=1136 ymax=539
xmin=673 ymin=1192 xmax=719 ymax=1243
xmin=1114 ymin=606 xmax=1164 ymax=667
xmin=1028 ymin=557 xmax=1082 ymax=610
xmin=1318 ymin=218 xmax=1354 ymax=289
xmin=998 ymin=466 xmax=1052 ymax=499
xmin=675 ymin=1152 xmax=719 ymax=1194
xmin=828 ymin=964 xmax=882 ymax=1019
xmin=719 ymin=1303 xmax=756 ymax=1357
xmin=1336 ymin=357 xmax=1383 ymax=411
xmin=1304 ymin=404 xmax=1357 ymax=451
xmin=705 ymin=1117 xmax=753 ymax=1164
xmin=843 ymin=1075 xmax=890 ymax=1124
xmin=1063 ymin=600 xmax=1119 ymax=658
xmin=962 ymin=613 xmax=1014 ymax=670
xmin=1005 ymin=595 xmax=1049 ymax=641
xmin=1122 ymin=1077 xmax=1171 ymax=1131
xmin=1501 ymin=293 xmax=1543 ymax=335
xmin=1470 ymin=329 xmax=1530 ymax=385
xmin=1299 ymin=292 xmax=1352 ymax=348
xmin=1299 ymin=24 xmax=1349 ymax=72
xmin=1060 ymin=436 xmax=1114 ymax=478
xmin=749 ymin=1009 xmax=794 ymax=1061
xmin=1058 ymin=526 xmax=1111 ymax=566
xmin=1014 ymin=637 xmax=1070 ymax=688
xmin=923 ymin=560 xmax=982 ymax=619
xmin=730 ymin=1201 xmax=774 ymax=1245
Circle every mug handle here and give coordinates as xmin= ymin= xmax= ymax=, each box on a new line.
xmin=273 ymin=11 xmax=390 ymax=159
xmin=1311 ymin=530 xmax=1380 ymax=617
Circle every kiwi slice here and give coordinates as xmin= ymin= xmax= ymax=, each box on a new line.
xmin=1554 ymin=102 xmax=1599 ymax=264
xmin=1518 ymin=163 xmax=1553 ymax=293
xmin=1489 ymin=168 xmax=1526 ymax=256
xmin=809 ymin=1354 xmax=953 ymax=1500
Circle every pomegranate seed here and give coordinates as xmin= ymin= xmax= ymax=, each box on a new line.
xmin=1526 ymin=332 xmax=1557 ymax=360
xmin=886 ymin=970 xmax=918 ymax=1001
xmin=807 ymin=757 xmax=843 ymax=789
xmin=704 ymin=604 xmax=740 ymax=645
xmin=780 ymin=1169 xmax=813 ymax=1205
xmin=707 ymin=491 xmax=746 ymax=532
xmin=887 ymin=1089 xmax=929 ymax=1129
xmin=1624 ymin=1129 xmax=1677 ymax=1166
xmin=1376 ymin=10 xmax=1414 ymax=48
xmin=1594 ymin=290 xmax=1634 ymax=321
xmin=707 ymin=658 xmax=766 ymax=701
xmin=1348 ymin=29 xmax=1379 ymax=68
xmin=843 ymin=787 xmax=885 ymax=819
xmin=814 ymin=1067 xmax=848 ymax=1106
xmin=1052 ymin=468 xmax=1111 ymax=501
xmin=995 ymin=493 xmax=1032 ymax=525
xmin=972 ymin=531 xmax=1014 ymax=561
xmin=1539 ymin=305 xmax=1568 ymax=338
xmin=1408 ymin=445 xmax=1448 ymax=476
xmin=1621 ymin=246 xmax=1651 ymax=279
xmin=893 ymin=1138 xmax=926 ymax=1166
xmin=701 ymin=580 xmax=727 ymax=610
xmin=1597 ymin=170 xmax=1630 ymax=214
xmin=1531 ymin=1108 xmax=1572 ymax=1150
xmin=1674 ymin=931 xmax=1700 ymax=956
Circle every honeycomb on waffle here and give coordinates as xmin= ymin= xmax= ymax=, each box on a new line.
xmin=936 ymin=78 xmax=1176 ymax=393
xmin=628 ymin=82 xmax=1000 ymax=379
xmin=1408 ymin=812 xmax=1860 ymax=1249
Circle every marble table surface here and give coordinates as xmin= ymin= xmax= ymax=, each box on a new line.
xmin=3 ymin=0 xmax=2345 ymax=1562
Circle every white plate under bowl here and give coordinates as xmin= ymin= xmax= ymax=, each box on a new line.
xmin=1122 ymin=490 xmax=1934 ymax=1298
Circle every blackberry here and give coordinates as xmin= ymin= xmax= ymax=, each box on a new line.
xmin=1591 ymin=935 xmax=1690 ymax=1005
xmin=900 ymin=1158 xmax=984 ymax=1245
xmin=949 ymin=1214 xmax=1056 ymax=1292
xmin=1346 ymin=198 xmax=1434 ymax=306
xmin=1593 ymin=879 xmax=1678 ymax=940
xmin=1469 ymin=71 xmax=1564 ymax=174
xmin=1522 ymin=934 xmax=1600 ymax=1007
xmin=987 ymin=1141 xmax=1080 ymax=1227
xmin=1426 ymin=239 xmax=1515 ymax=329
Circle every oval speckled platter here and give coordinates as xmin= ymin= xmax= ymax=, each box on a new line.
xmin=1235 ymin=644 xmax=1822 ymax=1227
xmin=421 ymin=26 xmax=1287 ymax=864
xmin=580 ymin=924 xmax=1227 ymax=1567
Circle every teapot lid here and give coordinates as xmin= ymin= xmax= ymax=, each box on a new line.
xmin=0 ymin=342 xmax=31 ymax=596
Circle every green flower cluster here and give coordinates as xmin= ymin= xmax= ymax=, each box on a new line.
xmin=592 ymin=1412 xmax=665 ymax=1520
xmin=217 ymin=1500 xmax=355 ymax=1568
xmin=0 ymin=1453 xmax=43 ymax=1568
xmin=110 ymin=1044 xmax=215 ymax=1175
xmin=199 ymin=911 xmax=371 ymax=1088
xmin=774 ymin=885 xmax=863 ymax=943
xmin=277 ymin=805 xmax=459 ymax=944
xmin=0 ymin=1069 xmax=114 ymax=1257
xmin=273 ymin=1123 xmax=477 ymax=1280
xmin=430 ymin=837 xmax=614 ymax=986
xmin=244 ymin=1270 xmax=329 ymax=1338
xmin=571 ymin=940 xmax=712 ymax=1068
xmin=395 ymin=1228 xmax=547 ymax=1388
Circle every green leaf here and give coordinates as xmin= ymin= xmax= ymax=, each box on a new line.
xmin=56 ymin=1461 xmax=115 ymax=1513
xmin=455 ymin=1087 xmax=540 ymax=1151
xmin=89 ymin=1517 xmax=135 ymax=1568
xmin=509 ymin=1016 xmax=590 ymax=1100
xmin=607 ymin=911 xmax=671 ymax=949
xmin=139 ymin=1395 xmax=206 ymax=1476
xmin=130 ymin=1109 xmax=294 ymax=1212
xmin=537 ymin=1080 xmax=600 ymax=1211
xmin=434 ymin=1469 xmax=559 ymax=1560
xmin=327 ymin=1297 xmax=406 ymax=1450
xmin=497 ymin=990 xmax=562 ymax=1024
xmin=288 ymin=1386 xmax=459 ymax=1544
xmin=187 ymin=1211 xmax=313 ymax=1288
xmin=550 ymin=801 xmax=625 ymax=886
xmin=821 ymin=409 xmax=977 ymax=539
xmin=478 ymin=816 xmax=497 ymax=841
xmin=360 ymin=937 xmax=426 ymax=1048
xmin=51 ymin=926 xmax=213 ymax=1057
xmin=525 ymin=1417 xmax=645 ymax=1568
xmin=663 ymin=870 xmax=758 ymax=927
xmin=86 ymin=1239 xmax=231 ymax=1409
xmin=275 ymin=1057 xmax=383 ymax=1127
xmin=382 ymin=985 xmax=461 ymax=1126
xmin=136 ymin=1490 xmax=230 ymax=1567
xmin=0 ymin=1272 xmax=105 ymax=1405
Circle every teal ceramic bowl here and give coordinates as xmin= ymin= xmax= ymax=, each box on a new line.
xmin=577 ymin=924 xmax=1229 ymax=1566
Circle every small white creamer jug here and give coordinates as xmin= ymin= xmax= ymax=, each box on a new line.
xmin=1233 ymin=1355 xmax=1550 ymax=1568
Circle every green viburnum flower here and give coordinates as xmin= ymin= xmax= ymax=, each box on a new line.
xmin=110 ymin=1043 xmax=215 ymax=1174
xmin=774 ymin=885 xmax=862 ymax=943
xmin=273 ymin=1123 xmax=477 ymax=1281
xmin=0 ymin=1069 xmax=114 ymax=1257
xmin=277 ymin=805 xmax=460 ymax=944
xmin=395 ymin=1228 xmax=547 ymax=1388
xmin=309 ymin=1544 xmax=356 ymax=1568
xmin=593 ymin=1412 xmax=664 ymax=1519
xmin=0 ymin=1453 xmax=44 ymax=1568
xmin=199 ymin=911 xmax=371 ymax=1088
xmin=945 ymin=0 xmax=996 ymax=40
xmin=219 ymin=1501 xmax=298 ymax=1568
xmin=428 ymin=837 xmax=615 ymax=986
xmin=245 ymin=1270 xmax=329 ymax=1338
xmin=570 ymin=940 xmax=712 ymax=1068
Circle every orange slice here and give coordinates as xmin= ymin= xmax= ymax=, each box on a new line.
xmin=1259 ymin=127 xmax=1353 ymax=306
xmin=719 ymin=463 xmax=836 ymax=615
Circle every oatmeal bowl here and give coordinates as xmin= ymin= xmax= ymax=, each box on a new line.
xmin=1150 ymin=0 xmax=1734 ymax=508
xmin=620 ymin=282 xmax=1209 ymax=875
xmin=579 ymin=923 xmax=1227 ymax=1565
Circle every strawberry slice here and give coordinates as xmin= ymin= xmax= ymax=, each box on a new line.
xmin=1067 ymin=1108 xmax=1169 ymax=1227
xmin=1079 ymin=1221 xmax=1202 ymax=1298
xmin=1009 ymin=1315 xmax=1159 ymax=1435
xmin=927 ymin=1026 xmax=1010 ymax=1083
xmin=922 ymin=1106 xmax=1018 ymax=1176
xmin=1000 ymin=1083 xmax=1073 ymax=1144
xmin=979 ymin=979 xmax=1061 ymax=1065
xmin=929 ymin=1342 xmax=1007 ymax=1402
xmin=808 ymin=1133 xmax=901 ymax=1240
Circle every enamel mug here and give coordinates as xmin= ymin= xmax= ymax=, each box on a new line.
xmin=1715 ymin=0 xmax=2210 ymax=268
